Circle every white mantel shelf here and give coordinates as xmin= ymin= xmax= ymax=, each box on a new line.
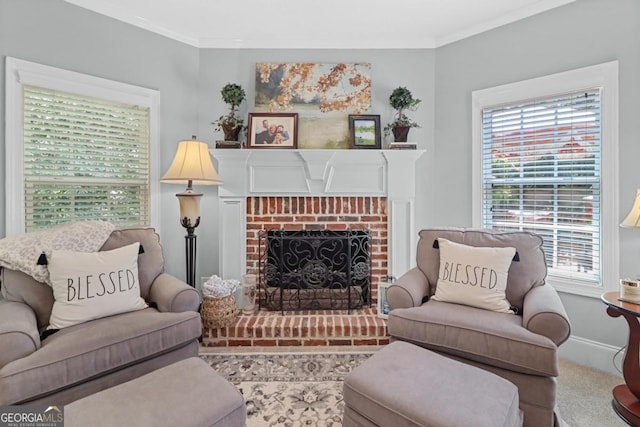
xmin=211 ymin=149 xmax=425 ymax=198
xmin=210 ymin=148 xmax=426 ymax=282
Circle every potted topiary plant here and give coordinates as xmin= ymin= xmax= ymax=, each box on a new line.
xmin=383 ymin=86 xmax=421 ymax=142
xmin=213 ymin=83 xmax=246 ymax=141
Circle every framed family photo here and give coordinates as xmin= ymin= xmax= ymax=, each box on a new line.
xmin=247 ymin=113 xmax=298 ymax=149
xmin=349 ymin=114 xmax=381 ymax=149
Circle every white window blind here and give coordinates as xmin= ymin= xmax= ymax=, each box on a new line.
xmin=481 ymin=89 xmax=601 ymax=284
xmin=22 ymin=85 xmax=151 ymax=231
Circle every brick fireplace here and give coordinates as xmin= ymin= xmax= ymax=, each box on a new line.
xmin=204 ymin=149 xmax=424 ymax=347
xmin=246 ymin=195 xmax=388 ymax=308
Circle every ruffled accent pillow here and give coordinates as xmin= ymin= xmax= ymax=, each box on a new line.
xmin=48 ymin=242 xmax=147 ymax=329
xmin=0 ymin=220 xmax=115 ymax=284
xmin=432 ymin=238 xmax=515 ymax=313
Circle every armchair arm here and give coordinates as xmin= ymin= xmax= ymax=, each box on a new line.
xmin=148 ymin=273 xmax=200 ymax=313
xmin=522 ymin=284 xmax=571 ymax=346
xmin=386 ymin=267 xmax=430 ymax=309
xmin=0 ymin=301 xmax=40 ymax=368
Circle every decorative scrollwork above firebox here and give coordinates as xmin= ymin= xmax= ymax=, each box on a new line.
xmin=259 ymin=229 xmax=371 ymax=312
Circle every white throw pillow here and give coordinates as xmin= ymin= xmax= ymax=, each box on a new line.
xmin=48 ymin=242 xmax=148 ymax=329
xmin=432 ymin=238 xmax=515 ymax=313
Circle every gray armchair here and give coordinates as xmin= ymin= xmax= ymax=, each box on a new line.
xmin=387 ymin=228 xmax=571 ymax=427
xmin=0 ymin=228 xmax=201 ymax=406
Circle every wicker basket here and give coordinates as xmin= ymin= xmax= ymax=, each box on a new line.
xmin=201 ymin=294 xmax=238 ymax=329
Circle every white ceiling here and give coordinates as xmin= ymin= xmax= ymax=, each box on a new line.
xmin=64 ymin=0 xmax=575 ymax=49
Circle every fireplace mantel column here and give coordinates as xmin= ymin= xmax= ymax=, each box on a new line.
xmin=382 ymin=150 xmax=425 ymax=278
xmin=211 ymin=149 xmax=425 ymax=281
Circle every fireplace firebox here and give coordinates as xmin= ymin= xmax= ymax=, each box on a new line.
xmin=259 ymin=229 xmax=371 ymax=312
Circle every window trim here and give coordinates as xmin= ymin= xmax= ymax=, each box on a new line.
xmin=471 ymin=61 xmax=619 ymax=297
xmin=5 ymin=57 xmax=160 ymax=235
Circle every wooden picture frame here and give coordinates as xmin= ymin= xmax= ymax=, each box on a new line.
xmin=377 ymin=281 xmax=392 ymax=319
xmin=247 ymin=113 xmax=298 ymax=149
xmin=349 ymin=114 xmax=381 ymax=149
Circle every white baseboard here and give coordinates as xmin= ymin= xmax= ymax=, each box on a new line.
xmin=558 ymin=335 xmax=624 ymax=377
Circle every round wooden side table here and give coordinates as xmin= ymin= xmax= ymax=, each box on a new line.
xmin=602 ymin=291 xmax=640 ymax=426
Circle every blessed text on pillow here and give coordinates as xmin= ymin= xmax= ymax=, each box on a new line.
xmin=48 ymin=242 xmax=148 ymax=329
xmin=432 ymin=238 xmax=515 ymax=313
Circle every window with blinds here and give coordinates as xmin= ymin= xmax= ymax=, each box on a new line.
xmin=22 ymin=85 xmax=151 ymax=231
xmin=481 ymin=89 xmax=601 ymax=284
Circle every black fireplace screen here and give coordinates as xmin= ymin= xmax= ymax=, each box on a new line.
xmin=259 ymin=229 xmax=371 ymax=311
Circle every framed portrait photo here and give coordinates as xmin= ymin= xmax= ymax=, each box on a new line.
xmin=247 ymin=113 xmax=298 ymax=149
xmin=349 ymin=114 xmax=381 ymax=149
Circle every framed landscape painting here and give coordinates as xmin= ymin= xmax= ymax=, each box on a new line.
xmin=255 ymin=63 xmax=371 ymax=149
xmin=247 ymin=112 xmax=298 ymax=149
xmin=349 ymin=114 xmax=381 ymax=149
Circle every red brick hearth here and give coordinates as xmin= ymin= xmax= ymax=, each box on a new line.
xmin=201 ymin=308 xmax=389 ymax=347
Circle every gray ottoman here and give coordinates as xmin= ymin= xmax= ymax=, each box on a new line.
xmin=343 ymin=341 xmax=522 ymax=427
xmin=66 ymin=357 xmax=246 ymax=427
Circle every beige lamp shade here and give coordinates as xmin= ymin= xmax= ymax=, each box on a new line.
xmin=621 ymin=189 xmax=640 ymax=228
xmin=161 ymin=138 xmax=222 ymax=186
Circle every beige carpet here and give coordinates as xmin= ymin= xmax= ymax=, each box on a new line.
xmin=201 ymin=346 xmax=630 ymax=426
xmin=557 ymin=359 xmax=628 ymax=427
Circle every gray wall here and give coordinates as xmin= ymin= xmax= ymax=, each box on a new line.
xmin=195 ymin=48 xmax=435 ymax=281
xmin=1 ymin=0 xmax=637 ymax=372
xmin=0 ymin=0 xmax=200 ymax=277
xmin=0 ymin=1 xmax=434 ymax=290
xmin=433 ymin=0 xmax=640 ymax=369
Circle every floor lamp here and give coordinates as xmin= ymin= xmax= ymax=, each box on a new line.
xmin=161 ymin=137 xmax=222 ymax=287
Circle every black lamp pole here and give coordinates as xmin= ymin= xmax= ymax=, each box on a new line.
xmin=176 ymin=178 xmax=202 ymax=288
xmin=180 ymin=217 xmax=199 ymax=288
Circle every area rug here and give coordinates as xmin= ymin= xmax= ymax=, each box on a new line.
xmin=200 ymin=351 xmax=373 ymax=427
xmin=200 ymin=351 xmax=625 ymax=427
